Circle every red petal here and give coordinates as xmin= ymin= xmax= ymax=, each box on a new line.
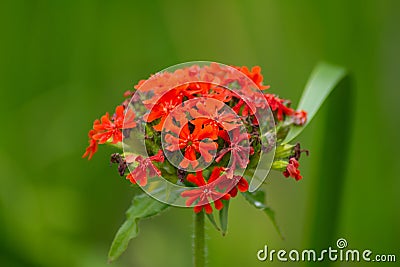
xmin=164 ymin=134 xmax=181 ymax=151
xmin=229 ymin=187 xmax=238 ymax=198
xmin=214 ymin=200 xmax=223 ymax=210
xmin=204 ymin=204 xmax=213 ymax=214
xmin=208 ymin=167 xmax=223 ymax=183
xmin=237 ymin=177 xmax=249 ymax=192
xmin=194 ymin=205 xmax=203 ymax=213
xmin=186 ymin=171 xmax=206 ymax=186
xmin=184 ymin=146 xmax=197 ymax=161
xmin=179 ymin=124 xmax=190 ymax=140
xmin=198 ymin=142 xmax=217 ymax=162
xmin=153 ymin=116 xmax=167 ymax=131
xmin=112 ymin=130 xmax=122 ymax=144
xmin=146 ymin=107 xmax=163 ymax=122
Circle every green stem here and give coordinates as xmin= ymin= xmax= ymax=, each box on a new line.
xmin=193 ymin=211 xmax=206 ymax=267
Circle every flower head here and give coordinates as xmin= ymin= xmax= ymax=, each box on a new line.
xmin=216 ymin=128 xmax=253 ymax=178
xmin=217 ymin=174 xmax=249 ymax=198
xmin=283 ymin=158 xmax=302 ymax=181
xmin=144 ymin=89 xmax=183 ymax=131
xmin=293 ymin=110 xmax=307 ymax=125
xmin=189 ymin=99 xmax=241 ymax=132
xmin=264 ymin=94 xmax=294 ymax=121
xmin=233 ymin=66 xmax=270 ymax=90
xmin=164 ymin=123 xmax=218 ymax=169
xmin=126 ymin=150 xmax=164 ymax=186
xmin=93 ymin=105 xmax=136 ymax=144
xmin=181 ymin=167 xmax=230 ymax=214
xmin=83 ymin=63 xmax=309 ymax=219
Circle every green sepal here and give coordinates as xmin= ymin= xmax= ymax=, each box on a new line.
xmin=219 ymin=199 xmax=230 ymax=236
xmin=205 ymin=212 xmax=220 ymax=232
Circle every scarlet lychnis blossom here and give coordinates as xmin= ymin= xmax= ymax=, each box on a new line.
xmin=83 ymin=63 xmax=308 ymax=214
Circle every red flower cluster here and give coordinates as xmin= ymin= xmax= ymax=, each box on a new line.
xmin=83 ymin=63 xmax=308 ymax=214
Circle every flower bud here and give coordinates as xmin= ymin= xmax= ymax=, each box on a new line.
xmin=271 ymin=160 xmax=289 ymax=171
xmin=274 ymin=143 xmax=295 ymax=159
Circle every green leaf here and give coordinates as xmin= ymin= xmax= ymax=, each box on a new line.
xmin=242 ymin=191 xmax=284 ymax=239
xmin=304 ymin=68 xmax=353 ymax=265
xmin=205 ymin=212 xmax=220 ymax=232
xmin=108 ymin=189 xmax=169 ymax=262
xmin=219 ymin=200 xmax=230 ymax=236
xmin=283 ymin=62 xmax=347 ymax=143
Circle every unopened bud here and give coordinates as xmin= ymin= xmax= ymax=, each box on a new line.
xmin=272 ymin=160 xmax=289 ymax=171
xmin=275 ymin=143 xmax=295 ymax=159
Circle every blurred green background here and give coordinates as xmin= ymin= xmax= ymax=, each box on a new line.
xmin=1 ymin=0 xmax=399 ymax=266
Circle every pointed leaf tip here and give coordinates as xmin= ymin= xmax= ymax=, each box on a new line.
xmin=108 ymin=190 xmax=169 ymax=262
xmin=283 ymin=62 xmax=347 ymax=143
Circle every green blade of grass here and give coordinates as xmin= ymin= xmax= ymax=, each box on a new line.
xmin=289 ymin=63 xmax=352 ymax=266
xmin=283 ymin=62 xmax=347 ymax=143
xmin=308 ymin=75 xmax=353 ymax=266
